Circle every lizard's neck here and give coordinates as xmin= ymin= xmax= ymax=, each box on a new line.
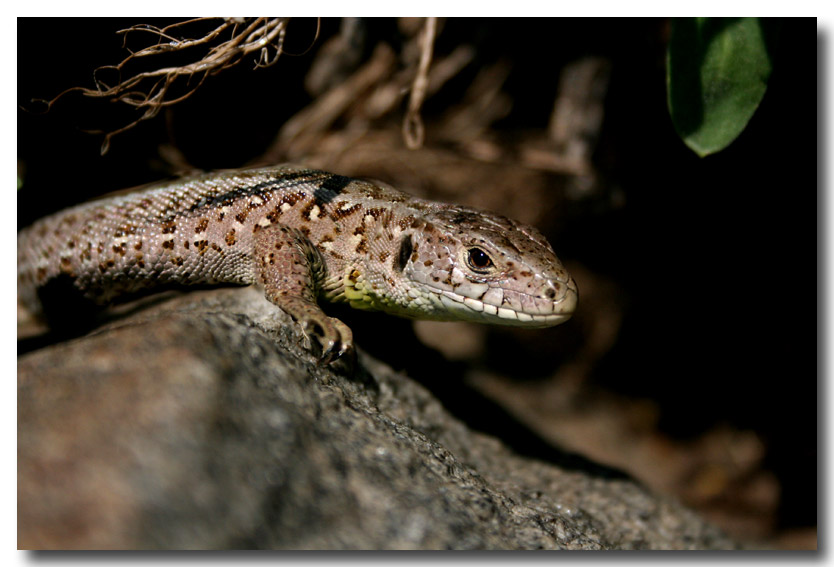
xmin=318 ymin=199 xmax=440 ymax=315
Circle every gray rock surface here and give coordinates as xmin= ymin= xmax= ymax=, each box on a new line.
xmin=18 ymin=287 xmax=737 ymax=549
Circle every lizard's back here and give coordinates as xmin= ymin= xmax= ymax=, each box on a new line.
xmin=17 ymin=165 xmax=395 ymax=313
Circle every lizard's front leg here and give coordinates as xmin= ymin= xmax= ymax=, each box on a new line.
xmin=253 ymin=223 xmax=353 ymax=364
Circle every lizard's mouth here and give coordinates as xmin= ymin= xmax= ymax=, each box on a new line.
xmin=426 ymin=277 xmax=578 ymax=328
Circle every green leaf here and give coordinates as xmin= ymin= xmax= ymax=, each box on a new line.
xmin=667 ymin=18 xmax=779 ymax=157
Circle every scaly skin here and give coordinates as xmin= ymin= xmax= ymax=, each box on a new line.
xmin=17 ymin=165 xmax=578 ymax=362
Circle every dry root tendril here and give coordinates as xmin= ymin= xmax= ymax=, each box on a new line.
xmin=34 ymin=17 xmax=292 ymax=154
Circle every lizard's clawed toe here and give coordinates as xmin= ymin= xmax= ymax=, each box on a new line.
xmin=301 ymin=313 xmax=354 ymax=365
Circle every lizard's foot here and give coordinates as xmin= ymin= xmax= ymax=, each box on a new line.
xmin=297 ymin=310 xmax=354 ymax=365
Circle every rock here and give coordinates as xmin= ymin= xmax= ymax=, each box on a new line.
xmin=18 ymin=287 xmax=737 ymax=549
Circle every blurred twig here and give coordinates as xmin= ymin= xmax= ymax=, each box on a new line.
xmin=403 ymin=17 xmax=437 ymax=149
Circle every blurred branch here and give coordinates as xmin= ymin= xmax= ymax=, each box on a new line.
xmin=403 ymin=17 xmax=437 ymax=149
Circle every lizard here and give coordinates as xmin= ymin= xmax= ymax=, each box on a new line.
xmin=17 ymin=165 xmax=578 ymax=363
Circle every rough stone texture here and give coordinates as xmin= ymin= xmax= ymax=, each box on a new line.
xmin=18 ymin=287 xmax=737 ymax=550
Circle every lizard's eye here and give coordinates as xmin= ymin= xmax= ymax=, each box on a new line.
xmin=466 ymin=247 xmax=494 ymax=272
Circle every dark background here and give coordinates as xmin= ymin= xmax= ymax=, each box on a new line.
xmin=17 ymin=18 xmax=817 ymax=541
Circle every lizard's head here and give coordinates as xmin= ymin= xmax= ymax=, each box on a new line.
xmin=390 ymin=207 xmax=578 ymax=327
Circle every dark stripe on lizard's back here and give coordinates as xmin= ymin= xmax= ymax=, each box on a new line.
xmin=157 ymin=170 xmax=344 ymax=222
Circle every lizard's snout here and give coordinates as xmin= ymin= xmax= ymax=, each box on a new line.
xmin=550 ymin=276 xmax=578 ymax=316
